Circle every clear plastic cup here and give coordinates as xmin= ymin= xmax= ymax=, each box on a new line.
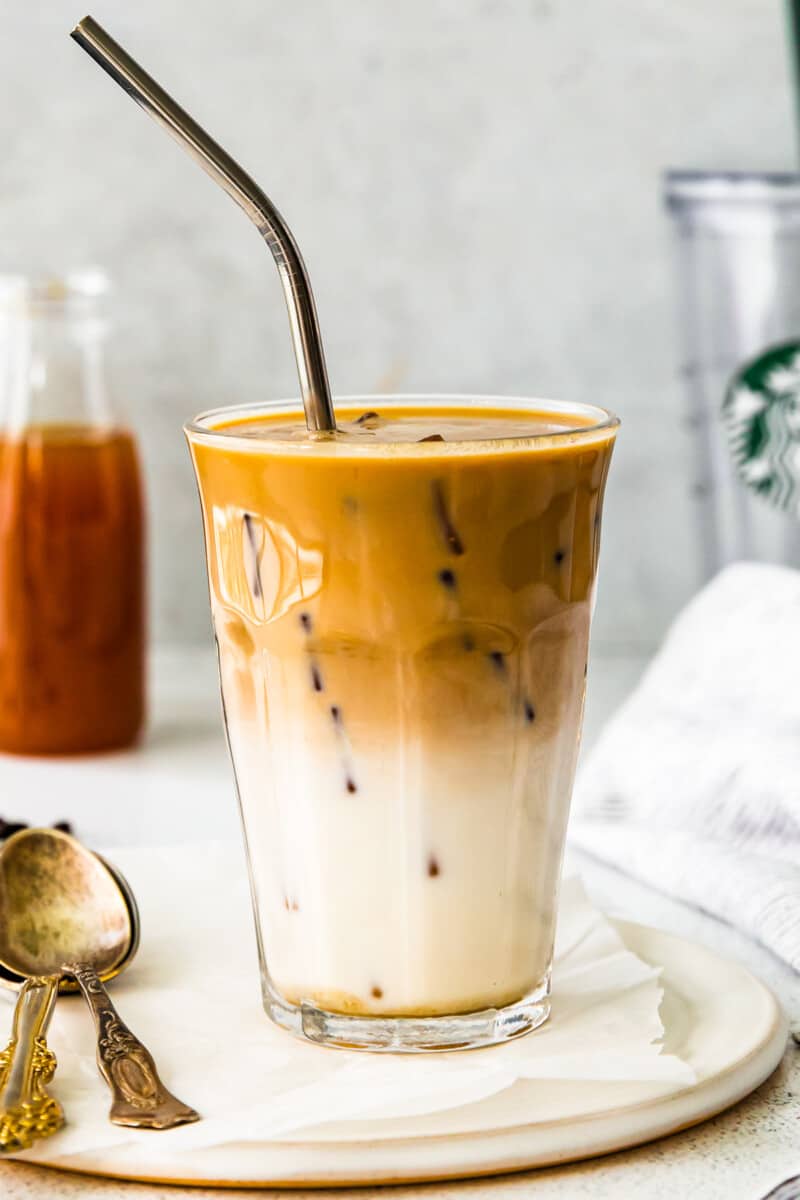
xmin=665 ymin=171 xmax=800 ymax=574
xmin=186 ymin=395 xmax=618 ymax=1051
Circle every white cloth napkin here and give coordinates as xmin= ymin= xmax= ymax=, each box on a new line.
xmin=572 ymin=561 xmax=800 ymax=971
xmin=4 ymin=841 xmax=693 ymax=1164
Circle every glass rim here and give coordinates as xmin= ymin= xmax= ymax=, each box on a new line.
xmin=0 ymin=268 xmax=110 ymax=315
xmin=664 ymin=169 xmax=800 ymax=207
xmin=185 ymin=394 xmax=620 ymax=456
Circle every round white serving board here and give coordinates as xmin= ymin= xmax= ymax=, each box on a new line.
xmin=13 ymin=920 xmax=787 ymax=1189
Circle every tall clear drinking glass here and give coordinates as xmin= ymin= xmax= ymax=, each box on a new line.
xmin=187 ymin=396 xmax=617 ymax=1051
xmin=665 ymin=171 xmax=800 ymax=576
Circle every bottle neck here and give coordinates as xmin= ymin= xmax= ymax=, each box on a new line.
xmin=0 ymin=275 xmax=115 ymax=437
xmin=1 ymin=310 xmax=113 ymax=436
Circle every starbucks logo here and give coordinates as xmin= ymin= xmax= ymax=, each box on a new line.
xmin=724 ymin=340 xmax=800 ymax=515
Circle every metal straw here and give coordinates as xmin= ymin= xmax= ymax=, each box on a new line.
xmin=70 ymin=15 xmax=336 ymax=434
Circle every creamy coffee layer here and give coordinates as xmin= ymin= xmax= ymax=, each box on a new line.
xmin=190 ymin=403 xmax=615 ymax=1017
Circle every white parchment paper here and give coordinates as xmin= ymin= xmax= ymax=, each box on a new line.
xmin=4 ymin=841 xmax=694 ymax=1162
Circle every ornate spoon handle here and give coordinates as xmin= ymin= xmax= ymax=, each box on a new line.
xmin=0 ymin=975 xmax=64 ymax=1153
xmin=67 ymin=962 xmax=199 ymax=1129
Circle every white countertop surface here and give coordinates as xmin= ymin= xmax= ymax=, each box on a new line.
xmin=1 ymin=649 xmax=797 ymax=1200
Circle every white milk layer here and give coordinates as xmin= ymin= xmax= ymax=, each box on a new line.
xmin=219 ymin=650 xmax=583 ymax=1017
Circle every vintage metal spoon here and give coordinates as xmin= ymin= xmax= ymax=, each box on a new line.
xmin=0 ymin=976 xmax=62 ymax=1153
xmin=0 ymin=849 xmax=139 ymax=1152
xmin=0 ymin=828 xmax=198 ymax=1136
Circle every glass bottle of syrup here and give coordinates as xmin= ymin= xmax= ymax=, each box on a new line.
xmin=0 ymin=271 xmax=145 ymax=754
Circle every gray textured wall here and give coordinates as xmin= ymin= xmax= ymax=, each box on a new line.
xmin=1 ymin=0 xmax=794 ymax=648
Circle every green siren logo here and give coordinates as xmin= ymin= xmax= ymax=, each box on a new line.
xmin=724 ymin=340 xmax=800 ymax=515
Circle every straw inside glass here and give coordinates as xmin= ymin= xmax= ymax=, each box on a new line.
xmin=70 ymin=15 xmax=336 ymax=434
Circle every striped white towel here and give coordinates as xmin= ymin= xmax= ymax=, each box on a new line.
xmin=571 ymin=562 xmax=800 ymax=971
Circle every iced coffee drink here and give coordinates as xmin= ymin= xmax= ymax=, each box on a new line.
xmin=187 ymin=396 xmax=617 ymax=1050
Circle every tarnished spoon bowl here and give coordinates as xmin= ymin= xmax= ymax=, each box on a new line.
xmin=0 ymin=852 xmax=140 ymax=996
xmin=0 ymin=831 xmax=132 ymax=986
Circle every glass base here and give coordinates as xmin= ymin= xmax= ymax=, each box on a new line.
xmin=264 ymin=976 xmax=551 ymax=1052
